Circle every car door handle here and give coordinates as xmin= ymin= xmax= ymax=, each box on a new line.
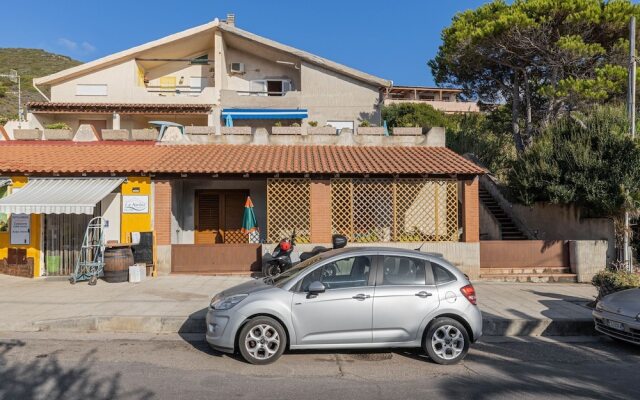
xmin=415 ymin=291 xmax=433 ymax=298
xmin=352 ymin=294 xmax=371 ymax=301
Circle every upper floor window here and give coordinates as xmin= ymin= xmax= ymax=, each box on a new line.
xmin=248 ymin=79 xmax=292 ymax=96
xmin=76 ymin=84 xmax=107 ymax=96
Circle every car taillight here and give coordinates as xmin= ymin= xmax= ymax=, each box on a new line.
xmin=460 ymin=284 xmax=477 ymax=305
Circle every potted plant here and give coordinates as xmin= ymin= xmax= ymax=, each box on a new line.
xmin=221 ymin=126 xmax=252 ymax=135
xmin=357 ymin=120 xmax=384 ymax=135
xmin=272 ymin=121 xmax=303 ymax=135
xmin=393 ymin=124 xmax=423 ymax=136
xmin=13 ymin=127 xmax=42 ymax=140
xmin=132 ymin=126 xmax=159 ymax=141
xmin=307 ymin=121 xmax=336 ymax=135
xmin=101 ymin=129 xmax=130 ymax=141
xmin=43 ymin=122 xmax=74 ymax=140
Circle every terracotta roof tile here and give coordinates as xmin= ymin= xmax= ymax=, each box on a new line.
xmin=0 ymin=142 xmax=485 ymax=176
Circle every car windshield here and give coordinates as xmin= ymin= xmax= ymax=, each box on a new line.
xmin=269 ymin=254 xmax=326 ymax=288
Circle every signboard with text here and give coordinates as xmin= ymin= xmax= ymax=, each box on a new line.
xmin=10 ymin=214 xmax=30 ymax=245
xmin=122 ymin=195 xmax=149 ymax=214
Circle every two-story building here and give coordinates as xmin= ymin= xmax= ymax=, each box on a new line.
xmin=0 ymin=15 xmax=485 ymax=281
xmin=383 ymin=85 xmax=480 ymax=114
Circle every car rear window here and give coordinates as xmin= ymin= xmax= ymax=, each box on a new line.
xmin=432 ymin=263 xmax=457 ymax=284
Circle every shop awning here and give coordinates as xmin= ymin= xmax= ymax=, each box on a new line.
xmin=0 ymin=178 xmax=124 ymax=214
xmin=221 ymin=108 xmax=308 ymax=120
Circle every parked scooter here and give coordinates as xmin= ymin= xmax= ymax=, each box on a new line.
xmin=261 ymin=231 xmax=296 ymax=277
xmin=298 ymin=234 xmax=348 ymax=262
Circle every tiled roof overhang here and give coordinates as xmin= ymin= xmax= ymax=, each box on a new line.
xmin=0 ymin=142 xmax=485 ymax=177
xmin=26 ymin=102 xmax=213 ymax=114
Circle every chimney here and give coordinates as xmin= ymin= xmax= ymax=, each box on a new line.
xmin=226 ymin=13 xmax=235 ymax=26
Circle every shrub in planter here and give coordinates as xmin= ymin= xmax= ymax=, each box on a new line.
xmin=308 ymin=120 xmax=318 ymax=127
xmin=592 ymin=267 xmax=640 ymax=299
xmin=44 ymin=122 xmax=73 ymax=140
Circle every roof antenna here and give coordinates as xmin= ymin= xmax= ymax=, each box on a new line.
xmin=415 ymin=242 xmax=426 ymax=252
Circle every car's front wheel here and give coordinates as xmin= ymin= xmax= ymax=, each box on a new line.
xmin=238 ymin=317 xmax=286 ymax=365
xmin=423 ymin=317 xmax=470 ymax=365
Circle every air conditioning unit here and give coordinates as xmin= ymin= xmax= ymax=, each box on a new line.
xmin=230 ymin=62 xmax=245 ymax=74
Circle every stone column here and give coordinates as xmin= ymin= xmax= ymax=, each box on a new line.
xmin=461 ymin=178 xmax=480 ymax=242
xmin=112 ymin=113 xmax=121 ymax=130
xmin=153 ymin=179 xmax=173 ymax=275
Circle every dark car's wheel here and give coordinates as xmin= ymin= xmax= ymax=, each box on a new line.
xmin=423 ymin=317 xmax=470 ymax=365
xmin=238 ymin=317 xmax=286 ymax=365
xmin=263 ymin=263 xmax=282 ymax=277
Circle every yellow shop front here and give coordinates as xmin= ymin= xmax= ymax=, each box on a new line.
xmin=0 ymin=176 xmax=152 ymax=278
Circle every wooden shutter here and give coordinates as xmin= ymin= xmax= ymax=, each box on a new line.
xmin=195 ymin=192 xmax=221 ymax=244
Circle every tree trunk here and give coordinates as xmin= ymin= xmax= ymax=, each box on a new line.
xmin=512 ymin=70 xmax=525 ymax=152
xmin=523 ymin=69 xmax=533 ymax=148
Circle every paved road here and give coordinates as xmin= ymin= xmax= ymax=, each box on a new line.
xmin=0 ymin=334 xmax=638 ymax=400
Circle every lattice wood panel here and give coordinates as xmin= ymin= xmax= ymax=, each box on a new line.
xmin=331 ymin=178 xmax=458 ymax=242
xmin=267 ymin=178 xmax=311 ymax=243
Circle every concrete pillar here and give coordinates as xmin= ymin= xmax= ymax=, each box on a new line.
xmin=210 ymin=107 xmax=222 ymax=135
xmin=461 ymin=178 xmax=480 ymax=242
xmin=309 ymin=180 xmax=332 ymax=243
xmin=112 ymin=113 xmax=121 ymax=130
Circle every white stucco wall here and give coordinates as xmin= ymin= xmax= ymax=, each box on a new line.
xmin=300 ymin=62 xmax=382 ymax=127
xmin=224 ymin=47 xmax=301 ymax=92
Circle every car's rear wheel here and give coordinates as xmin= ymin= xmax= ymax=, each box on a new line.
xmin=238 ymin=317 xmax=286 ymax=365
xmin=423 ymin=317 xmax=470 ymax=365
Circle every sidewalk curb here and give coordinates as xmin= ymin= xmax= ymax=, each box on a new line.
xmin=2 ymin=316 xmax=596 ymax=337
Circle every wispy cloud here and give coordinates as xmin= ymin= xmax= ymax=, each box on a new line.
xmin=57 ymin=37 xmax=78 ymax=51
xmin=81 ymin=41 xmax=96 ymax=53
xmin=56 ymin=37 xmax=96 ymax=54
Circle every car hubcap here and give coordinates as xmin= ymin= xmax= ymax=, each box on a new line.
xmin=431 ymin=325 xmax=464 ymax=360
xmin=245 ymin=324 xmax=280 ymax=360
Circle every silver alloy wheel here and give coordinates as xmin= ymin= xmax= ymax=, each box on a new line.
xmin=244 ymin=324 xmax=281 ymax=360
xmin=431 ymin=324 xmax=465 ymax=360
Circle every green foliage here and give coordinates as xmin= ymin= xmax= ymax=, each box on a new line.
xmin=358 ymin=120 xmax=371 ymax=127
xmin=508 ymin=105 xmax=640 ymax=217
xmin=0 ymin=116 xmax=7 ymax=126
xmin=0 ymin=48 xmax=81 ymax=118
xmin=307 ymin=120 xmax=318 ymax=127
xmin=381 ymin=103 xmax=451 ymax=130
xmin=592 ymin=268 xmax=640 ymax=299
xmin=0 ymin=85 xmax=6 ymax=98
xmin=429 ymin=0 xmax=640 ymax=148
xmin=447 ymin=106 xmax=517 ymax=180
xmin=44 ymin=122 xmax=71 ymax=130
xmin=273 ymin=121 xmax=283 ymax=127
xmin=291 ymin=122 xmax=301 ymax=127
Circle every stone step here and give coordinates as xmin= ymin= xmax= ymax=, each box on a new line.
xmin=479 ymin=273 xmax=578 ymax=283
xmin=481 ymin=267 xmax=571 ymax=275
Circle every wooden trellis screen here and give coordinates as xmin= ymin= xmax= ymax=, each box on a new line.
xmin=331 ymin=178 xmax=458 ymax=243
xmin=267 ymin=178 xmax=311 ymax=244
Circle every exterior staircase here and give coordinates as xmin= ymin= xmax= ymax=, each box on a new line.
xmin=479 ymin=187 xmax=528 ymax=240
xmin=478 ymin=185 xmax=577 ymax=283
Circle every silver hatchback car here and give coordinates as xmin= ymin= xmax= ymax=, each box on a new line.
xmin=206 ymin=247 xmax=482 ymax=365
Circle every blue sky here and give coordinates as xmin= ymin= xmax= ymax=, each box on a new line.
xmin=2 ymin=0 xmax=488 ymax=86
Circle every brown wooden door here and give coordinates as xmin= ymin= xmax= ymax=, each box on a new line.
xmin=195 ymin=190 xmax=249 ymax=244
xmin=195 ymin=192 xmax=221 ymax=244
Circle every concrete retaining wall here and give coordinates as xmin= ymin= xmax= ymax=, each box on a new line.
xmin=569 ymin=240 xmax=608 ymax=283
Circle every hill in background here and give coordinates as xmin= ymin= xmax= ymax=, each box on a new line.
xmin=0 ymin=48 xmax=81 ymax=120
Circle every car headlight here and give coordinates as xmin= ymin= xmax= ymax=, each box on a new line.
xmin=210 ymin=294 xmax=248 ymax=310
xmin=595 ymin=301 xmax=603 ymax=311
xmin=636 ymin=313 xmax=640 ymax=322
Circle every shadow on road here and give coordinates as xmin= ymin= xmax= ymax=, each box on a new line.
xmin=437 ymin=338 xmax=640 ymax=400
xmin=0 ymin=339 xmax=154 ymax=400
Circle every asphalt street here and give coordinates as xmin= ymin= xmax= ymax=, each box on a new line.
xmin=0 ymin=333 xmax=638 ymax=400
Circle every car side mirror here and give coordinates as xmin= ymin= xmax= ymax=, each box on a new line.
xmin=308 ymin=281 xmax=326 ymax=296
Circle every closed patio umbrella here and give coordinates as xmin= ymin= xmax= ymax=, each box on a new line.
xmin=225 ymin=114 xmax=234 ymax=127
xmin=241 ymin=196 xmax=259 ymax=242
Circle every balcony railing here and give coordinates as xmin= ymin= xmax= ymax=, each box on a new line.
xmin=221 ymin=89 xmax=302 ymax=108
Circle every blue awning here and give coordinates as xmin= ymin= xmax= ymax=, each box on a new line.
xmin=221 ymin=108 xmax=308 ymax=120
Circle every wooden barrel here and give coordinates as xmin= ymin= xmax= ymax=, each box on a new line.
xmin=103 ymin=246 xmax=134 ymax=283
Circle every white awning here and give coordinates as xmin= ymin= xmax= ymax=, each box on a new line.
xmin=0 ymin=178 xmax=124 ymax=214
